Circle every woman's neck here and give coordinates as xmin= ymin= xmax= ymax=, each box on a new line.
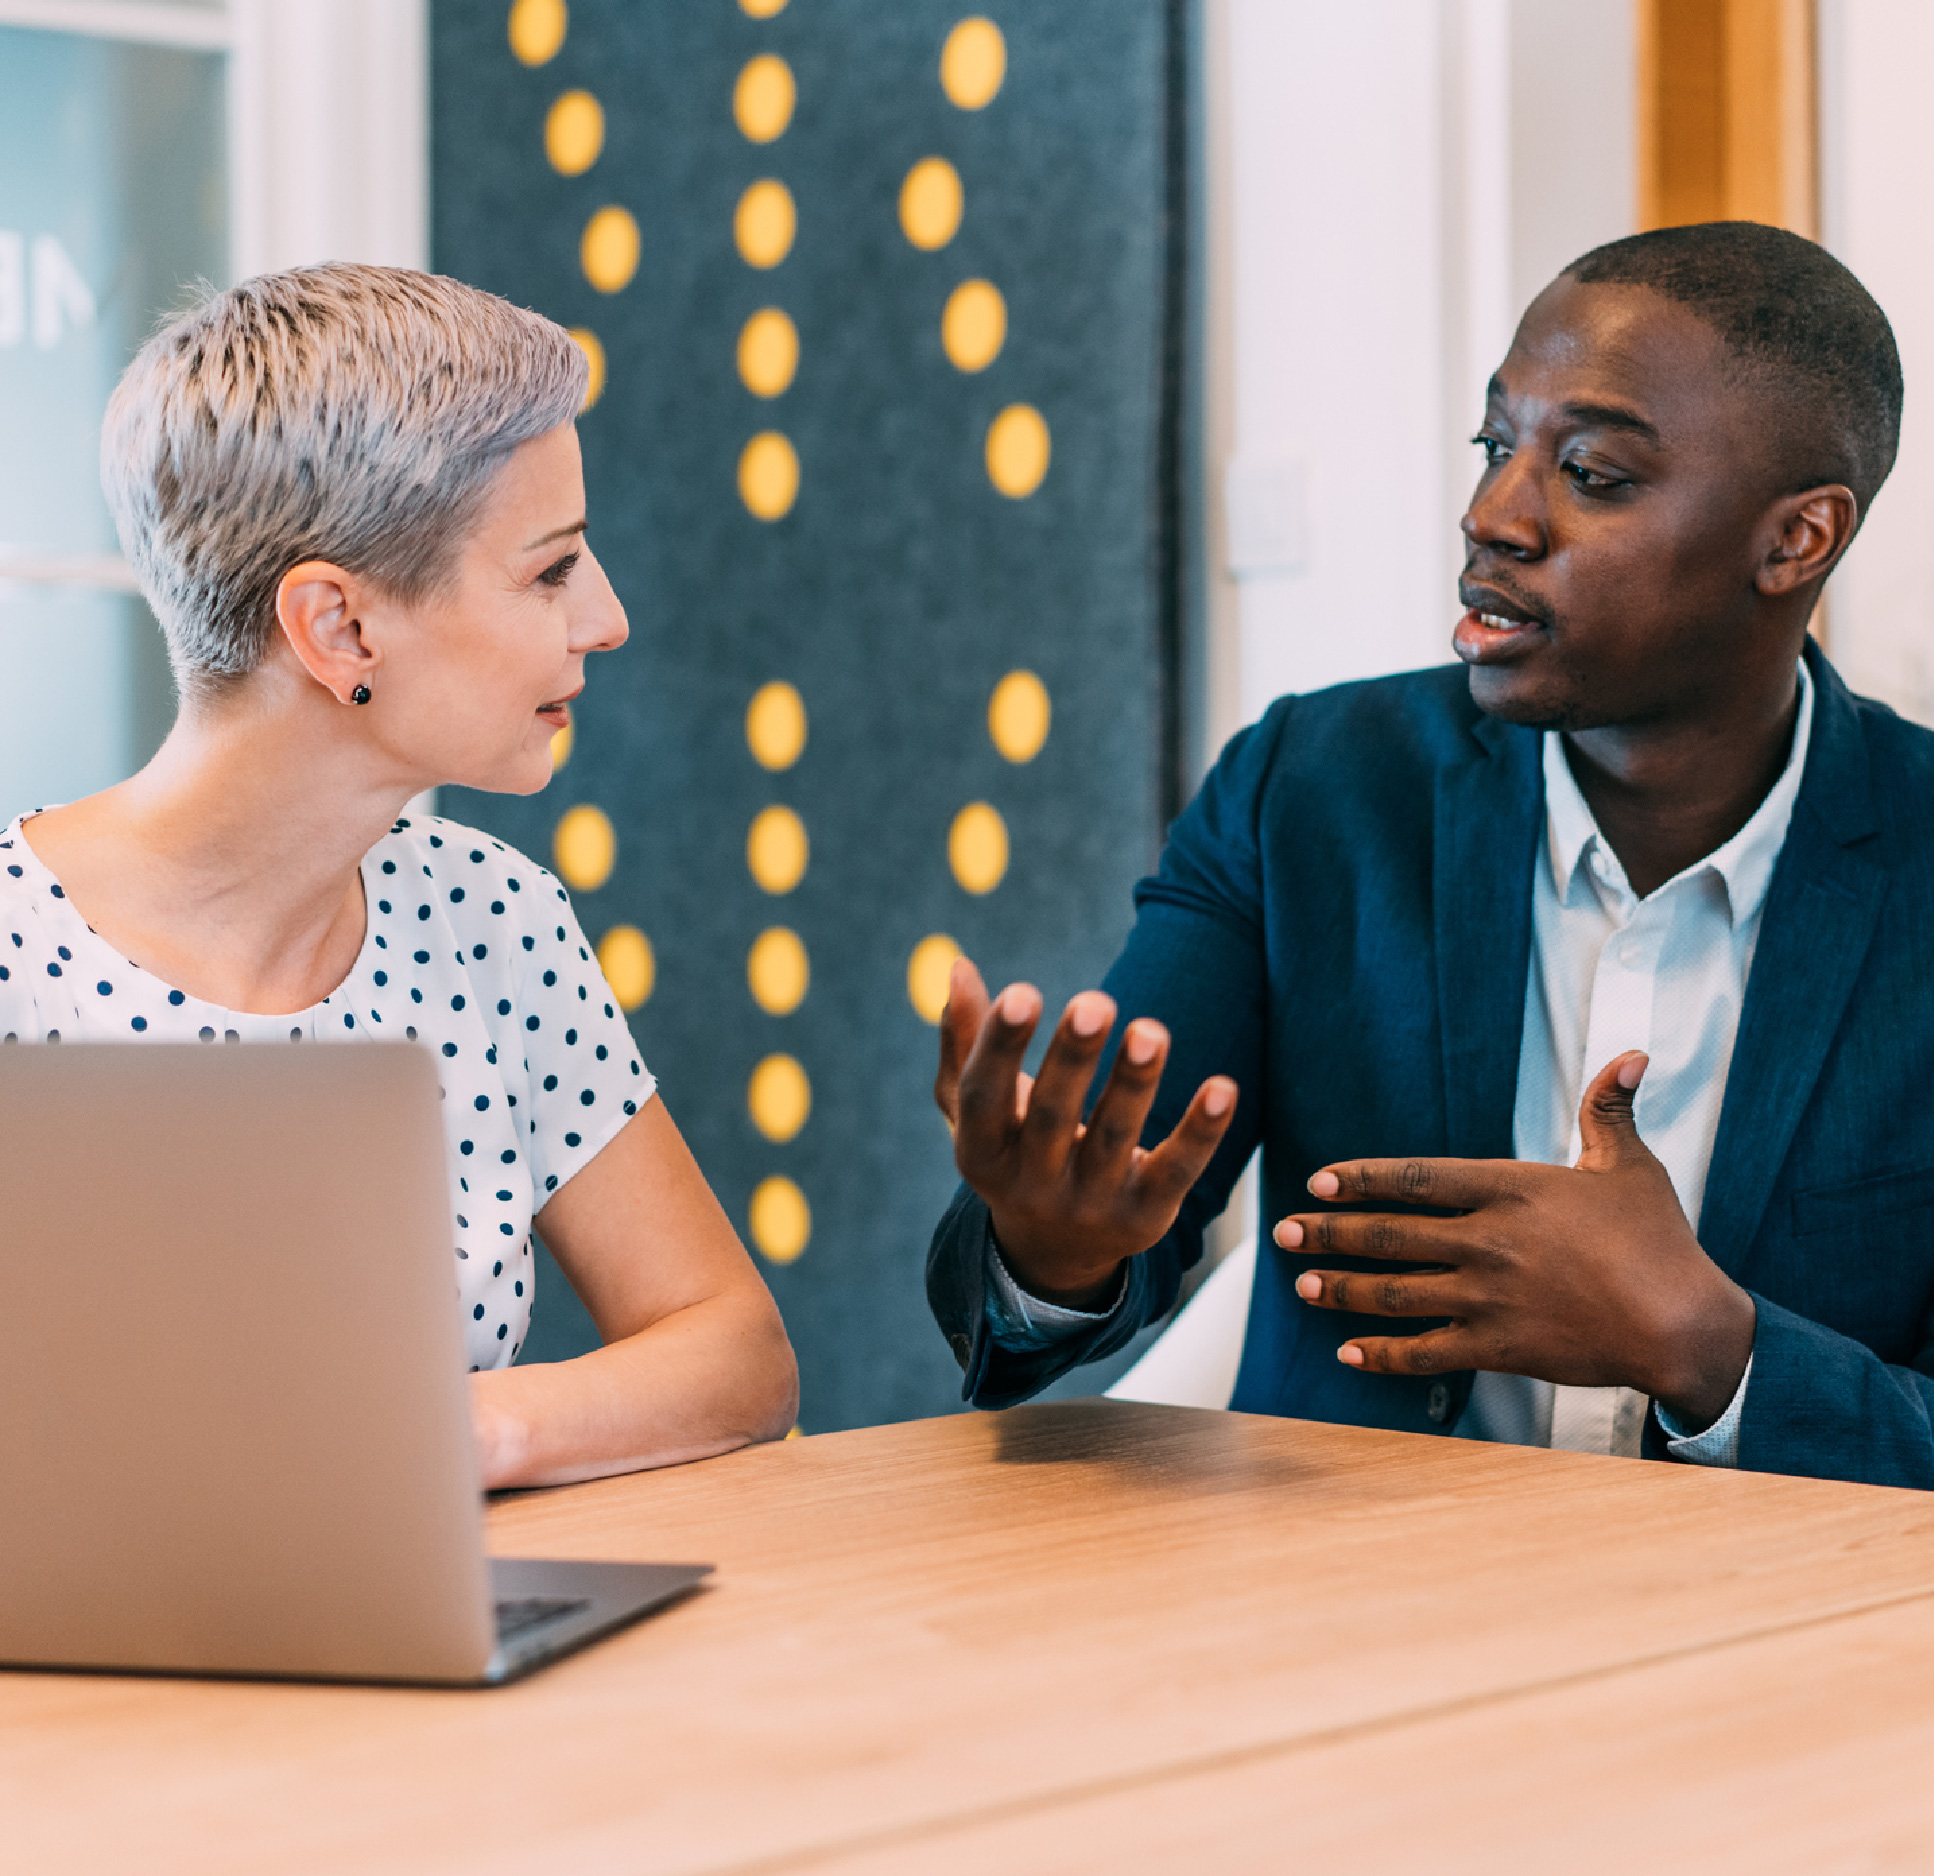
xmin=21 ymin=671 xmax=421 ymax=1015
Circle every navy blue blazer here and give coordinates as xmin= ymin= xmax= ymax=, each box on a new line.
xmin=928 ymin=641 xmax=1934 ymax=1487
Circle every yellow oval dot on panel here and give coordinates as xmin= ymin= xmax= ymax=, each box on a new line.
xmin=942 ymin=278 xmax=1006 ymax=372
xmin=581 ymin=206 xmax=640 ymax=294
xmin=748 ymin=1052 xmax=811 ymax=1143
xmin=745 ymin=680 xmax=807 ymax=769
xmin=986 ymin=402 xmax=1050 ymax=498
xmin=734 ymin=54 xmax=796 ymax=143
xmin=941 ymin=17 xmax=1007 ymax=110
xmin=739 ymin=431 xmax=800 ymax=521
xmin=899 ymin=157 xmax=964 ymax=251
xmin=747 ymin=805 xmax=808 ymax=894
xmin=553 ymin=803 xmax=616 ymax=892
xmin=508 ymin=0 xmax=566 ymax=66
xmin=949 ymin=802 xmax=1009 ymax=895
xmin=735 ymin=179 xmax=797 ymax=269
xmin=748 ymin=925 xmax=809 ymax=1015
xmin=549 ymin=714 xmax=575 ymax=771
xmin=749 ymin=1175 xmax=810 ymax=1264
xmin=907 ymin=933 xmax=962 ymax=1024
xmin=737 ymin=307 xmax=799 ymax=398
xmin=545 ymin=89 xmax=604 ymax=174
xmin=989 ymin=669 xmax=1050 ymax=763
xmin=740 ymin=0 xmax=788 ymax=14
xmin=567 ymin=327 xmax=605 ymax=411
xmin=597 ymin=924 xmax=656 ymax=1012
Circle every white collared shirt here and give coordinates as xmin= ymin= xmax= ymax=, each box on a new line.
xmin=1462 ymin=656 xmax=1813 ymax=1460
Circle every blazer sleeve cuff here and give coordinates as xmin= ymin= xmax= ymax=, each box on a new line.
xmin=926 ymin=1184 xmax=1161 ymax=1410
xmin=1732 ymin=1291 xmax=1934 ymax=1488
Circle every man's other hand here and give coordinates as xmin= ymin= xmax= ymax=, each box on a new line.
xmin=1278 ymin=1051 xmax=1757 ymax=1428
xmin=935 ymin=956 xmax=1237 ymax=1309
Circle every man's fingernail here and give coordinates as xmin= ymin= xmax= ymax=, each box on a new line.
xmin=1070 ymin=995 xmax=1108 ymax=1039
xmin=1125 ymin=1024 xmax=1157 ymax=1064
xmin=1275 ymin=1219 xmax=1303 ymax=1249
xmin=998 ymin=986 xmax=1031 ymax=1022
xmin=1204 ymin=1081 xmax=1232 ymax=1118
xmin=1295 ymin=1271 xmax=1320 ymax=1299
xmin=1308 ymin=1170 xmax=1340 ymax=1199
xmin=1337 ymin=1344 xmax=1364 ymax=1367
xmin=1617 ymin=1054 xmax=1645 ymax=1090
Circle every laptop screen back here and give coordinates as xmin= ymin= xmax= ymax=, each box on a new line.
xmin=0 ymin=1043 xmax=495 ymax=1681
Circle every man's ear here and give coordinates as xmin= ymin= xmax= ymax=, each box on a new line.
xmin=1757 ymin=484 xmax=1859 ymax=598
xmin=276 ymin=560 xmax=379 ymax=703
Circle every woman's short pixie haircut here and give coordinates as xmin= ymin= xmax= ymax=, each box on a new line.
xmin=102 ymin=263 xmax=588 ymax=696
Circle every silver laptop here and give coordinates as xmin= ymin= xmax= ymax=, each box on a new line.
xmin=0 ymin=1042 xmax=710 ymax=1685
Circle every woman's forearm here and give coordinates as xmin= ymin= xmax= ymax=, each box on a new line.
xmin=470 ymin=1285 xmax=798 ymax=1489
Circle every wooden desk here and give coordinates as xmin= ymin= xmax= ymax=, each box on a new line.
xmin=7 ymin=1401 xmax=1934 ymax=1873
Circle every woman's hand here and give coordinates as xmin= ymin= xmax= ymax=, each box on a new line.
xmin=469 ymin=1098 xmax=798 ymax=1491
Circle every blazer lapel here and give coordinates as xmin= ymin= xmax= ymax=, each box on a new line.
xmin=1433 ymin=716 xmax=1544 ymax=1159
xmin=1699 ymin=648 xmax=1888 ymax=1272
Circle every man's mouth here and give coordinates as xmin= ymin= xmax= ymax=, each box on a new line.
xmin=537 ymin=691 xmax=578 ymax=725
xmin=1453 ymin=586 xmax=1551 ymax=665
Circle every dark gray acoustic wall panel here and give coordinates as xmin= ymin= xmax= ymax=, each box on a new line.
xmin=433 ymin=0 xmax=1187 ymax=1430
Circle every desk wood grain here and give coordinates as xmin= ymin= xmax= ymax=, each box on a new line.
xmin=5 ymin=1401 xmax=1933 ymax=1874
xmin=803 ymin=1574 xmax=1934 ymax=1875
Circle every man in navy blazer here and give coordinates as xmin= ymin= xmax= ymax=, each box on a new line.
xmin=926 ymin=222 xmax=1934 ymax=1490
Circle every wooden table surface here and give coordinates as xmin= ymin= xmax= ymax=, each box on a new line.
xmin=8 ymin=1400 xmax=1934 ymax=1874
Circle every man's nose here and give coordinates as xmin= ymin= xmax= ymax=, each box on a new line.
xmin=1461 ymin=455 xmax=1544 ymax=558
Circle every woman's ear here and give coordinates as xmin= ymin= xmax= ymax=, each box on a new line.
xmin=1757 ymin=484 xmax=1859 ymax=598
xmin=276 ymin=560 xmax=379 ymax=703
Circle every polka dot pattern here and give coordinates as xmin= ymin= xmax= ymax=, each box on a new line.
xmin=581 ymin=205 xmax=641 ymax=293
xmin=949 ymin=801 xmax=1009 ymax=894
xmin=567 ymin=329 xmax=606 ymax=412
xmin=899 ymin=156 xmax=964 ymax=251
xmin=907 ymin=933 xmax=961 ymax=1024
xmin=941 ymin=17 xmax=1007 ymax=110
xmin=0 ymin=813 xmax=654 ymax=1372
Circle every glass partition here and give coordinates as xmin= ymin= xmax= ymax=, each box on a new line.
xmin=0 ymin=23 xmax=226 ymax=820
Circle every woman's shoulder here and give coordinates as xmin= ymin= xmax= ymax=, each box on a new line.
xmin=366 ymin=812 xmax=599 ymax=1013
xmin=368 ymin=812 xmax=573 ymax=922
xmin=0 ymin=815 xmax=54 ymax=1037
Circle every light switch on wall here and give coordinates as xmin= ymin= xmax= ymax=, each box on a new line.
xmin=1222 ymin=455 xmax=1308 ymax=579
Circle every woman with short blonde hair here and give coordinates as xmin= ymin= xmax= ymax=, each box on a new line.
xmin=0 ymin=264 xmax=798 ymax=1486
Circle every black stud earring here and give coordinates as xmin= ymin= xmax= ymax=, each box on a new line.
xmin=351 ymin=685 xmax=372 ymax=706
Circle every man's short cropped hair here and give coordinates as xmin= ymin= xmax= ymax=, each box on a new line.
xmin=101 ymin=263 xmax=589 ymax=696
xmin=1566 ymin=221 xmax=1903 ymax=515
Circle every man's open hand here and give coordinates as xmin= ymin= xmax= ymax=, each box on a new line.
xmin=935 ymin=956 xmax=1237 ymax=1308
xmin=1278 ymin=1051 xmax=1758 ymax=1427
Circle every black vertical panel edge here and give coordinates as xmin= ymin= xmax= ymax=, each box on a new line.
xmin=1154 ymin=0 xmax=1200 ymax=838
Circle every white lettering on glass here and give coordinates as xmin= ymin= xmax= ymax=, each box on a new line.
xmin=0 ymin=233 xmax=21 ymax=348
xmin=31 ymin=235 xmax=96 ymax=349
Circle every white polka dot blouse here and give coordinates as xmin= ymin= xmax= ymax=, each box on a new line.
xmin=0 ymin=812 xmax=655 ymax=1370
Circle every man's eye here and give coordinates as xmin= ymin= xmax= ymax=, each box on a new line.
xmin=1563 ymin=461 xmax=1626 ymax=492
xmin=1471 ymin=434 xmax=1508 ymax=466
xmin=538 ymin=550 xmax=580 ymax=588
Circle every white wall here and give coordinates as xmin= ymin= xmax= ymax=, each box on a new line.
xmin=1818 ymin=0 xmax=1934 ymax=724
xmin=229 ymin=0 xmax=427 ymax=279
xmin=1206 ymin=0 xmax=1454 ymax=741
xmin=1202 ymin=0 xmax=1638 ymax=750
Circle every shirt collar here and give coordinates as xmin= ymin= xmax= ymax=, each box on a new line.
xmin=1541 ymin=655 xmax=1813 ymax=925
